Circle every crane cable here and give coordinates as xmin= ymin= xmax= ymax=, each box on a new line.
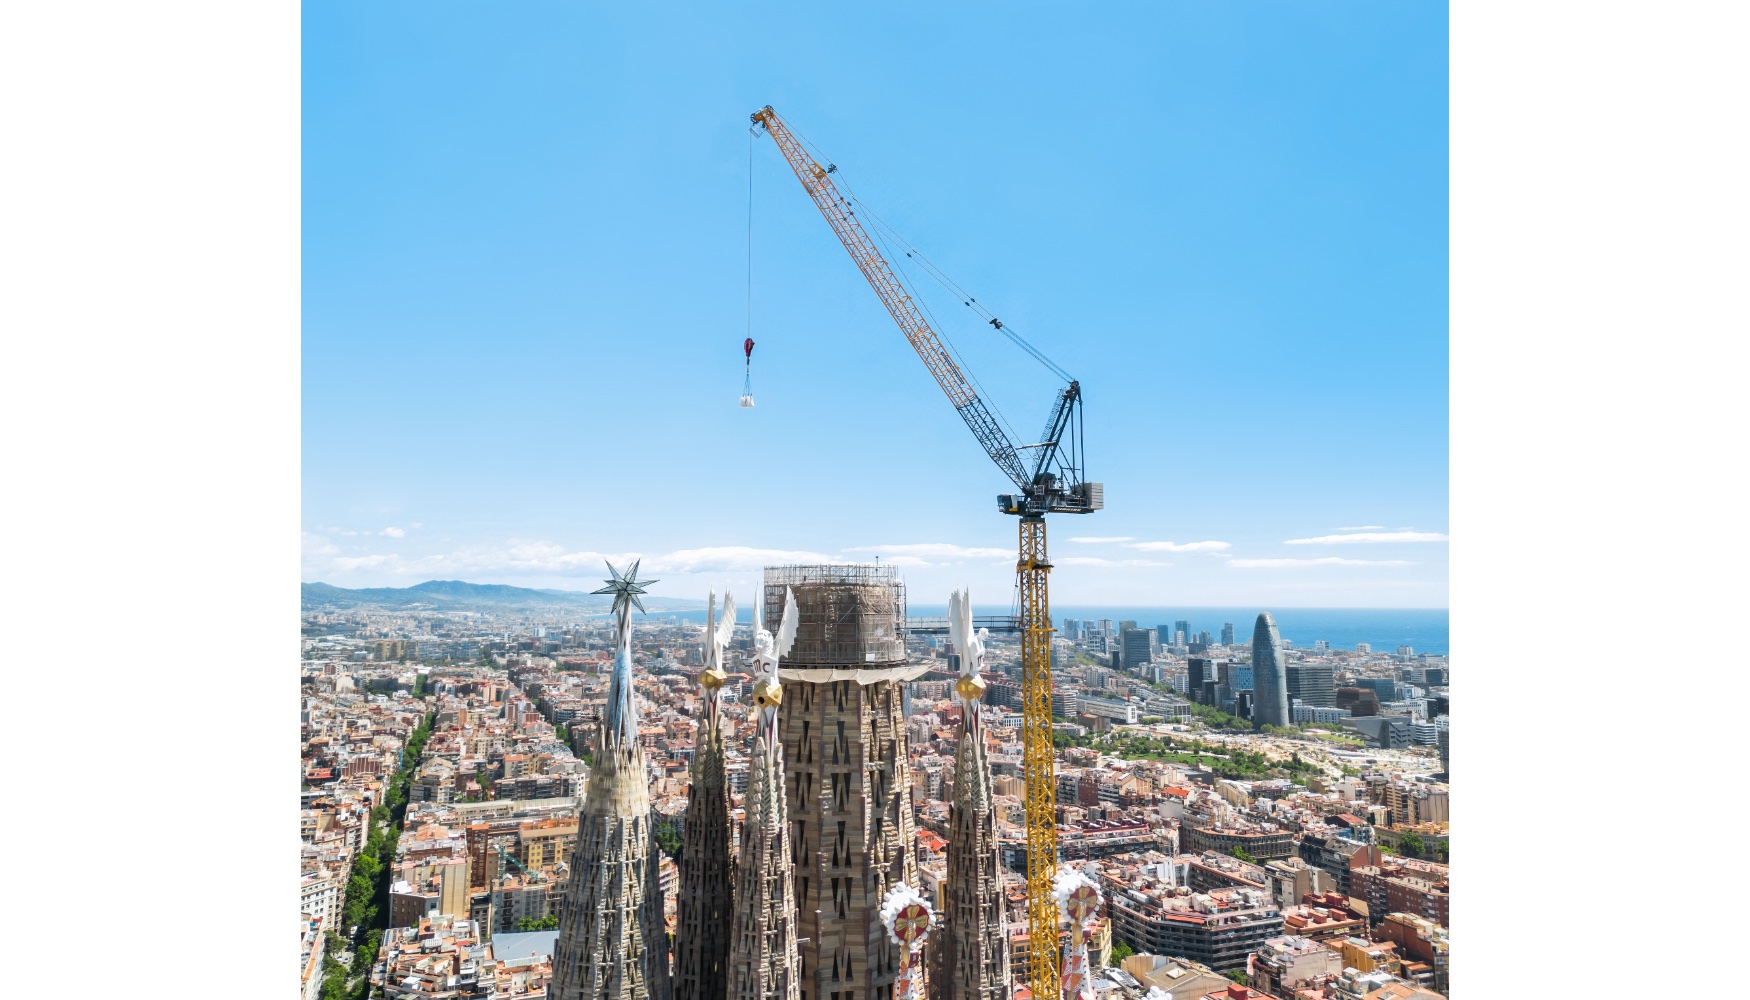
xmin=859 ymin=199 xmax=1027 ymax=452
xmin=746 ymin=127 xmax=755 ymax=345
xmin=785 ymin=127 xmax=1074 ymax=384
xmin=853 ymin=196 xmax=1074 ymax=384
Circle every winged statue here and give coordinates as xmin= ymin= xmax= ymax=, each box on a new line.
xmin=948 ymin=588 xmax=990 ymax=704
xmin=700 ymin=589 xmax=736 ymax=695
xmin=750 ymin=586 xmax=799 ymax=711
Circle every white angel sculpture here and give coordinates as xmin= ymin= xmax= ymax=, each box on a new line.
xmin=948 ymin=588 xmax=990 ymax=705
xmin=700 ymin=589 xmax=737 ymax=696
xmin=750 ymin=586 xmax=799 ymax=712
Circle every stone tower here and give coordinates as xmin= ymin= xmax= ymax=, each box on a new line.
xmin=553 ymin=562 xmax=671 ymax=1000
xmin=727 ymin=590 xmax=802 ymax=1000
xmin=676 ymin=593 xmax=736 ymax=1000
xmin=767 ymin=565 xmax=923 ymax=1000
xmin=930 ymin=591 xmax=1011 ymax=1000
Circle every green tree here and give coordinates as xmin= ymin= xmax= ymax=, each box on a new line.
xmin=1397 ymin=831 xmax=1426 ymax=858
xmin=1228 ymin=845 xmax=1258 ymax=864
xmin=1223 ymin=970 xmax=1248 ymax=985
xmin=1110 ymin=940 xmax=1135 ymax=962
xmin=655 ymin=821 xmax=683 ymax=861
xmin=517 ymin=913 xmax=562 ymax=931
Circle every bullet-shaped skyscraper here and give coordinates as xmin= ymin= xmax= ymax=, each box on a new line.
xmin=1251 ymin=612 xmax=1291 ymax=728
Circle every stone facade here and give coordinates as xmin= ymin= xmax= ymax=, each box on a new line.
xmin=781 ymin=677 xmax=917 ymax=1000
xmin=929 ymin=705 xmax=1011 ymax=1000
xmin=727 ymin=723 xmax=802 ymax=1000
xmin=552 ymin=635 xmax=670 ymax=1000
xmin=676 ymin=695 xmax=733 ymax=1000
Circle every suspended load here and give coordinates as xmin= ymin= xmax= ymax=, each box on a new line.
xmin=740 ymin=337 xmax=756 ymax=407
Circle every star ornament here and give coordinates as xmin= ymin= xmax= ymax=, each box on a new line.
xmin=593 ymin=560 xmax=658 ymax=618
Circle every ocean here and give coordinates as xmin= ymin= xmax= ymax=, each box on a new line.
xmin=636 ymin=604 xmax=1448 ymax=655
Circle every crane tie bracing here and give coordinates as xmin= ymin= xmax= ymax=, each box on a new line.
xmin=751 ymin=105 xmax=1102 ymax=1000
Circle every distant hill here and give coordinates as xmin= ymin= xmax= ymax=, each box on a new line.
xmin=300 ymin=579 xmax=704 ymax=613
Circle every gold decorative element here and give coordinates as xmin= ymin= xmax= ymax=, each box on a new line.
xmin=956 ymin=673 xmax=988 ymax=701
xmin=753 ymin=677 xmax=783 ymax=708
xmin=700 ymin=666 xmax=728 ymax=691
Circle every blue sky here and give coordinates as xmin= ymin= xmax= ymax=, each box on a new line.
xmin=302 ymin=1 xmax=1448 ymax=608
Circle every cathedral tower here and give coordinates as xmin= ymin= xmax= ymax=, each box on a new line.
xmin=930 ymin=590 xmax=1012 ymax=1000
xmin=553 ymin=562 xmax=671 ymax=1000
xmin=676 ymin=592 xmax=736 ymax=1000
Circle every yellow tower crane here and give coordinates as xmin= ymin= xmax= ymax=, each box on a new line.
xmin=751 ymin=105 xmax=1102 ymax=1000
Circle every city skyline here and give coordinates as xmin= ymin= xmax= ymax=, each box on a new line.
xmin=301 ymin=2 xmax=1448 ymax=608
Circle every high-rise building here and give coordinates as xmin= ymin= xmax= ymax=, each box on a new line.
xmin=1335 ymin=688 xmax=1381 ymax=717
xmin=1187 ymin=658 xmax=1213 ymax=704
xmin=1251 ymin=613 xmax=1291 ymax=729
xmin=1119 ymin=628 xmax=1152 ymax=673
xmin=1220 ymin=623 xmax=1235 ymax=646
xmin=1285 ymin=664 xmax=1336 ymax=708
xmin=1355 ymin=677 xmax=1398 ymax=703
xmin=1233 ymin=690 xmax=1254 ymax=721
xmin=1355 ymin=643 xmax=1371 ymax=654
xmin=1173 ymin=620 xmax=1192 ymax=647
xmin=768 ymin=566 xmax=919 ymax=1000
xmin=553 ymin=565 xmax=670 ymax=1000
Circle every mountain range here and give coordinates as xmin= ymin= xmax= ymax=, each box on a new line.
xmin=300 ymin=580 xmax=706 ymax=613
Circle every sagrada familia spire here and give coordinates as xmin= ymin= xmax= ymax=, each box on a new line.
xmin=930 ymin=590 xmax=1012 ymax=1000
xmin=675 ymin=592 xmax=736 ymax=1000
xmin=553 ymin=561 xmax=672 ymax=1000
xmin=726 ymin=588 xmax=802 ymax=1000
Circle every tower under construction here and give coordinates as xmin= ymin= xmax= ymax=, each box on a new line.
xmin=766 ymin=565 xmax=927 ymax=1000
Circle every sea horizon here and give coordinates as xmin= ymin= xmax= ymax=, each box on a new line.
xmin=635 ymin=603 xmax=1449 ymax=656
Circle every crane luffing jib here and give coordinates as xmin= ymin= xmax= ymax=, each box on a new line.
xmin=751 ymin=105 xmax=1040 ymax=497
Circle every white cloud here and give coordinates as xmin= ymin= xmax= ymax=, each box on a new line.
xmin=1055 ymin=556 xmax=1173 ymax=568
xmin=1338 ymin=525 xmax=1385 ymax=531
xmin=331 ymin=553 xmax=401 ymax=571
xmin=1067 ymin=536 xmax=1135 ymax=544
xmin=1284 ymin=531 xmax=1448 ymax=545
xmin=1228 ymin=557 xmax=1414 ymax=568
xmin=382 ymin=526 xmax=406 ymax=538
xmin=1131 ymin=540 xmax=1231 ymax=553
xmin=847 ymin=543 xmax=1012 ymax=559
xmin=645 ymin=546 xmax=837 ymax=574
xmin=301 ymin=532 xmax=339 ymax=558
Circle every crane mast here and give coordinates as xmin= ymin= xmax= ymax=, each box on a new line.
xmin=753 ymin=105 xmax=1101 ymax=1000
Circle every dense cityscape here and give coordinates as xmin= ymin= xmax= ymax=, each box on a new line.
xmin=301 ymin=572 xmax=1450 ymax=1000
